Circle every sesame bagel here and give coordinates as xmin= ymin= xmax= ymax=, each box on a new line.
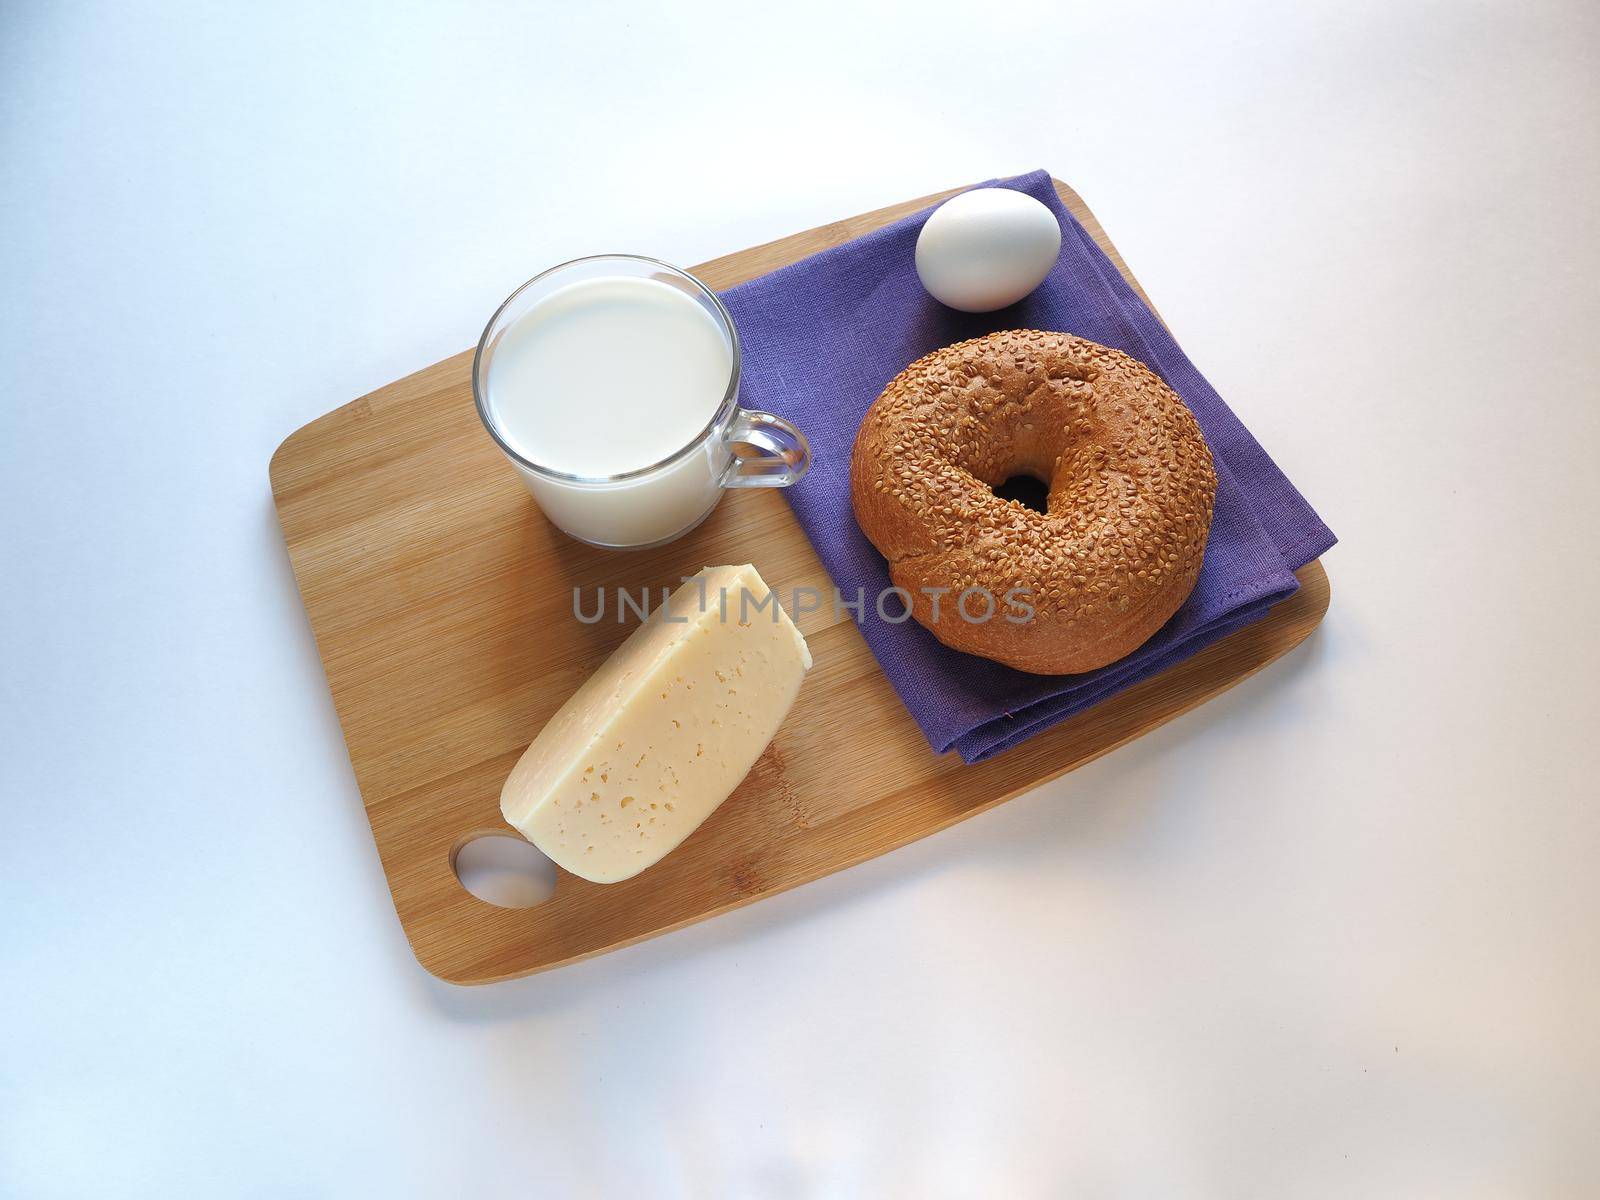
xmin=849 ymin=329 xmax=1217 ymax=674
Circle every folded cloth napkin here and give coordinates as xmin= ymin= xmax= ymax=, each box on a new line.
xmin=720 ymin=170 xmax=1335 ymax=763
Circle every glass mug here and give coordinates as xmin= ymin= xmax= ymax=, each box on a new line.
xmin=472 ymin=255 xmax=810 ymax=549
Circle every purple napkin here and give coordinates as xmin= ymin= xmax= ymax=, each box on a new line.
xmin=720 ymin=170 xmax=1335 ymax=762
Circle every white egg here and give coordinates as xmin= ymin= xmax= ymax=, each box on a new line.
xmin=914 ymin=187 xmax=1063 ymax=313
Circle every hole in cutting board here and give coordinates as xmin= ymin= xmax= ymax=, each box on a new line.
xmin=453 ymin=835 xmax=559 ymax=908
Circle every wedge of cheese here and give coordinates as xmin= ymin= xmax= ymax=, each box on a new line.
xmin=501 ymin=564 xmax=811 ymax=884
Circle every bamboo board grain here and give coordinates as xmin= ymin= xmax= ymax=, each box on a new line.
xmin=271 ymin=180 xmax=1331 ymax=984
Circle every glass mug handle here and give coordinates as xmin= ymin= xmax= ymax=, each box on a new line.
xmin=718 ymin=409 xmax=812 ymax=489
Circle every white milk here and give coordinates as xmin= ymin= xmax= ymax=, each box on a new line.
xmin=482 ymin=276 xmax=735 ymax=547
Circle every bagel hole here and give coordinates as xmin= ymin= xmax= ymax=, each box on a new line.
xmin=992 ymin=473 xmax=1051 ymax=513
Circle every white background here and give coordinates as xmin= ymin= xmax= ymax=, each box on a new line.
xmin=3 ymin=1 xmax=1597 ymax=1195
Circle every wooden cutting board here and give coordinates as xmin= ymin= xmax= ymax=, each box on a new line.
xmin=271 ymin=179 xmax=1330 ymax=984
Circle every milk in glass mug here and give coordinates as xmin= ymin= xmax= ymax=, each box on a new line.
xmin=472 ymin=255 xmax=810 ymax=549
